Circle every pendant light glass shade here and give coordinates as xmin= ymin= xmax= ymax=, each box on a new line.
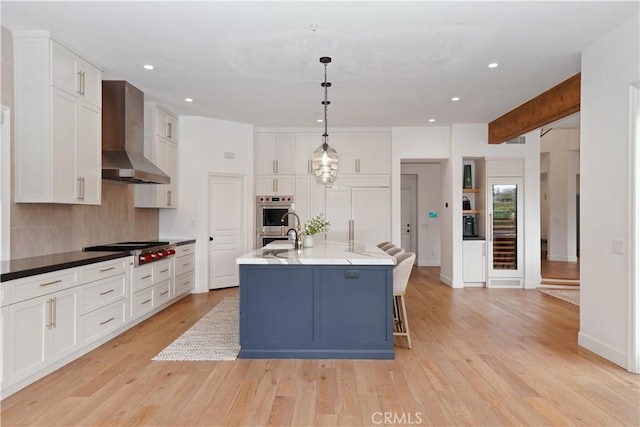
xmin=312 ymin=56 xmax=339 ymax=185
xmin=312 ymin=142 xmax=339 ymax=184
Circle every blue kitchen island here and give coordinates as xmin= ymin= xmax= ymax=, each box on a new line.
xmin=236 ymin=240 xmax=395 ymax=359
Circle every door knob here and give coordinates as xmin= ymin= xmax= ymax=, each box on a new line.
xmin=209 ymin=237 xmax=213 ymax=241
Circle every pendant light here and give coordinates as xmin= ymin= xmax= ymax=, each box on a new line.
xmin=312 ymin=56 xmax=339 ymax=185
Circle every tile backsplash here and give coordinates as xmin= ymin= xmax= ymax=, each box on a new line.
xmin=11 ymin=181 xmax=159 ymax=259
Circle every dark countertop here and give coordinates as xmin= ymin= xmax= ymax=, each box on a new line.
xmin=463 ymin=236 xmax=486 ymax=241
xmin=1 ymin=251 xmax=131 ymax=283
xmin=2 ymin=239 xmax=196 ymax=283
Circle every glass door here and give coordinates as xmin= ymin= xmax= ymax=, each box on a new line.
xmin=487 ymin=177 xmax=523 ymax=286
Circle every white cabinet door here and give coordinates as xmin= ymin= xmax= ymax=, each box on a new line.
xmin=256 ymin=175 xmax=294 ymax=196
xmin=463 ymin=240 xmax=486 ymax=284
xmin=51 ymin=87 xmax=78 ymax=203
xmin=325 ymin=187 xmax=352 ymax=242
xmin=329 ymin=133 xmax=358 ymax=174
xmin=166 ymin=142 xmax=178 ymax=207
xmin=14 ymin=34 xmax=102 ymax=205
xmin=255 ymin=132 xmax=295 ymax=175
xmin=5 ymin=287 xmax=78 ymax=384
xmin=255 ymin=133 xmax=276 ymax=175
xmin=295 ymin=133 xmax=313 ymax=175
xmin=48 ymin=290 xmax=78 ymax=361
xmin=325 ymin=186 xmax=390 ymax=244
xmin=358 ymin=132 xmax=390 ymax=174
xmin=352 ymin=187 xmax=390 ymax=243
xmin=76 ymin=101 xmax=102 ymax=205
xmin=294 ymin=176 xmax=326 ymax=225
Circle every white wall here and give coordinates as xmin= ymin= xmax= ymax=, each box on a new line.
xmin=401 ymin=163 xmax=442 ymax=266
xmin=540 ymin=128 xmax=580 ymax=262
xmin=159 ymin=116 xmax=254 ymax=293
xmin=579 ymin=14 xmax=640 ymax=370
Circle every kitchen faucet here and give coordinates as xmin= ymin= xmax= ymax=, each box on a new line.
xmin=280 ymin=212 xmax=302 ymax=249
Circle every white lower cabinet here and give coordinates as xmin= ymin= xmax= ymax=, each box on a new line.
xmin=174 ymin=244 xmax=195 ymax=298
xmin=131 ymin=258 xmax=173 ymax=319
xmin=463 ymin=240 xmax=486 ymax=286
xmin=2 ymin=243 xmax=196 ymax=398
xmin=3 ymin=286 xmax=78 ymax=386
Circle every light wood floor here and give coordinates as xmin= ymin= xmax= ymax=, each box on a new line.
xmin=541 ymin=259 xmax=580 ymax=280
xmin=2 ymin=267 xmax=637 ymax=427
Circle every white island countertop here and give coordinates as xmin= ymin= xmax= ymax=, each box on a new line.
xmin=237 ymin=240 xmax=395 ymax=265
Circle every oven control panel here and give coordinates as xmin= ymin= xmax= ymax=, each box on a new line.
xmin=257 ymin=196 xmax=294 ymax=203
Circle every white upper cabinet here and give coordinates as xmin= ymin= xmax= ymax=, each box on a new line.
xmin=294 ymin=132 xmax=323 ymax=175
xmin=135 ymin=102 xmax=179 ymax=208
xmin=14 ymin=33 xmax=102 ymax=204
xmin=154 ymin=105 xmax=179 ymax=144
xmin=255 ymin=132 xmax=295 ymax=175
xmin=328 ymin=132 xmax=390 ymax=175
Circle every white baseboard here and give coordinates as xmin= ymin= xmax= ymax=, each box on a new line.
xmin=578 ymin=331 xmax=628 ymax=370
xmin=524 ymin=278 xmax=541 ymax=289
xmin=439 ymin=273 xmax=453 ymax=287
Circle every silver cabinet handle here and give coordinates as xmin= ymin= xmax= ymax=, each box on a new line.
xmin=167 ymin=122 xmax=172 ymax=139
xmin=275 ymin=178 xmax=278 ymax=193
xmin=182 ymin=281 xmax=191 ymax=286
xmin=47 ymin=299 xmax=53 ymax=329
xmin=100 ymin=267 xmax=115 ymax=273
xmin=183 ymin=263 xmax=191 ymax=267
xmin=160 ymin=290 xmax=169 ymax=296
xmin=183 ymin=248 xmax=191 ymax=252
xmin=275 ymin=159 xmax=279 ymax=174
xmin=99 ymin=289 xmax=115 ymax=296
xmin=141 ymin=274 xmax=152 ymax=280
xmin=308 ymin=159 xmax=311 ymax=174
xmin=167 ymin=190 xmax=172 ymax=206
xmin=40 ymin=279 xmax=62 ymax=287
xmin=77 ymin=177 xmax=83 ymax=200
xmin=51 ymin=297 xmax=57 ymax=328
xmin=81 ymin=71 xmax=85 ymax=96
xmin=77 ymin=71 xmax=83 ymax=95
xmin=100 ymin=317 xmax=115 ymax=326
xmin=141 ymin=299 xmax=152 ymax=305
xmin=160 ymin=268 xmax=169 ymax=273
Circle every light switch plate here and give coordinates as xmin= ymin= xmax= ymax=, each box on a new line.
xmin=612 ymin=239 xmax=625 ymax=254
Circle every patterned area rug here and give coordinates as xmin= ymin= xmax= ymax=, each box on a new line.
xmin=152 ymin=297 xmax=240 ymax=361
xmin=539 ymin=289 xmax=580 ymax=306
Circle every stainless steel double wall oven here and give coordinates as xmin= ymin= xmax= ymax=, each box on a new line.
xmin=256 ymin=195 xmax=294 ymax=248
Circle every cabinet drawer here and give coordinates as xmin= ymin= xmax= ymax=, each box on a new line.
xmin=78 ymin=274 xmax=126 ymax=314
xmin=133 ymin=288 xmax=154 ymax=318
xmin=175 ymin=254 xmax=195 ymax=277
xmin=154 ymin=281 xmax=171 ymax=307
xmin=8 ymin=270 xmax=78 ymax=306
xmin=133 ymin=265 xmax=154 ymax=292
xmin=174 ymin=271 xmax=194 ymax=297
xmin=154 ymin=260 xmax=172 ymax=283
xmin=81 ymin=258 xmax=129 ymax=284
xmin=79 ymin=300 xmax=126 ymax=345
xmin=175 ymin=244 xmax=194 ymax=257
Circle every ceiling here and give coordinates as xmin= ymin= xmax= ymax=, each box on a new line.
xmin=2 ymin=1 xmax=638 ymax=128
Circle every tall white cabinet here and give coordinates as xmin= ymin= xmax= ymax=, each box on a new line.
xmin=14 ymin=32 xmax=102 ymax=204
xmin=135 ymin=103 xmax=179 ymax=208
xmin=255 ymin=129 xmax=391 ymax=247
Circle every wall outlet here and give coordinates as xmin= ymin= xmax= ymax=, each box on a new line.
xmin=612 ymin=239 xmax=625 ymax=255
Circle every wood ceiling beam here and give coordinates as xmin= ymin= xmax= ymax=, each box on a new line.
xmin=488 ymin=73 xmax=581 ymax=144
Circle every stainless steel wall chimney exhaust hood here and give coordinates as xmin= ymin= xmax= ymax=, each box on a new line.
xmin=102 ymin=80 xmax=170 ymax=184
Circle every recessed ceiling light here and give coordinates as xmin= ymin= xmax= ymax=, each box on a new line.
xmin=488 ymin=62 xmax=499 ymax=68
xmin=428 ymin=118 xmax=436 ymax=123
xmin=451 ymin=97 xmax=460 ymax=102
xmin=317 ymin=118 xmax=324 ymax=123
xmin=143 ymin=64 xmax=154 ymax=70
xmin=185 ymin=98 xmax=193 ymax=102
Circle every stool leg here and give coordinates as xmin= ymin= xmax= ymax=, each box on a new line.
xmin=399 ymin=294 xmax=411 ymax=349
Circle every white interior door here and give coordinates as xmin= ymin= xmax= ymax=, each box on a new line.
xmin=400 ymin=189 xmax=413 ymax=252
xmin=208 ymin=175 xmax=244 ymax=289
